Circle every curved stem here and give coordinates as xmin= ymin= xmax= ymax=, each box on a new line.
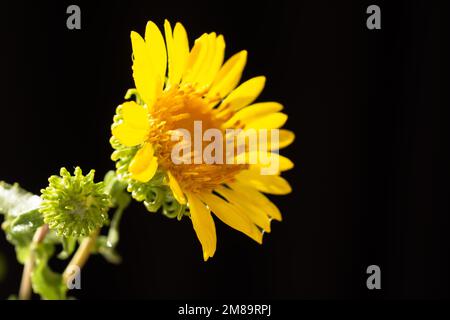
xmin=62 ymin=231 xmax=98 ymax=284
xmin=18 ymin=224 xmax=49 ymax=300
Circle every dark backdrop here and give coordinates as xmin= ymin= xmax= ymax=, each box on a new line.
xmin=0 ymin=0 xmax=449 ymax=299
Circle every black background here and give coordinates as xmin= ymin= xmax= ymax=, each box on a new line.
xmin=0 ymin=0 xmax=449 ymax=299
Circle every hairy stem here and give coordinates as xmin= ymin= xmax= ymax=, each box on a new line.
xmin=62 ymin=230 xmax=99 ymax=284
xmin=18 ymin=224 xmax=49 ymax=300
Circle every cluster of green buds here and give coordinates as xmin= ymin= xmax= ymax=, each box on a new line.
xmin=40 ymin=167 xmax=110 ymax=237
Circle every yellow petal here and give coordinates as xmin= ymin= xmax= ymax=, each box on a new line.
xmin=251 ymin=153 xmax=294 ymax=172
xmin=215 ymin=186 xmax=271 ymax=232
xmin=130 ymin=31 xmax=162 ymax=108
xmin=186 ymin=192 xmax=216 ymax=261
xmin=277 ymin=130 xmax=295 ymax=149
xmin=129 ymin=143 xmax=158 ymax=182
xmin=182 ymin=32 xmax=224 ymax=89
xmin=164 ymin=20 xmax=175 ymax=85
xmin=245 ymin=112 xmax=288 ymax=129
xmin=191 ymin=33 xmax=216 ymax=87
xmin=121 ymin=101 xmax=149 ymax=130
xmin=172 ymin=23 xmax=190 ymax=83
xmin=207 ymin=50 xmax=247 ymax=102
xmin=182 ymin=33 xmax=209 ymax=85
xmin=194 ymin=33 xmax=225 ymax=89
xmin=112 ymin=123 xmax=148 ymax=147
xmin=224 ymin=101 xmax=283 ymax=128
xmin=168 ymin=171 xmax=186 ymax=204
xmin=220 ymin=76 xmax=266 ymax=112
xmin=164 ymin=21 xmax=190 ymax=87
xmin=234 ymin=169 xmax=292 ymax=195
xmin=145 ymin=21 xmax=167 ymax=86
xmin=199 ymin=192 xmax=263 ymax=244
xmin=228 ymin=182 xmax=282 ymax=221
xmin=277 ymin=155 xmax=294 ymax=171
xmin=236 ymin=151 xmax=294 ymax=173
xmin=202 ymin=35 xmax=225 ymax=88
xmin=129 ymin=143 xmax=155 ymax=172
xmin=258 ymin=129 xmax=295 ymax=150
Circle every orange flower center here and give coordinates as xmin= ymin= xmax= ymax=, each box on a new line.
xmin=147 ymin=85 xmax=247 ymax=193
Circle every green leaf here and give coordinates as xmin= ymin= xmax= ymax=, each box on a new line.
xmin=0 ymin=182 xmax=41 ymax=218
xmin=31 ymin=264 xmax=67 ymax=300
xmin=31 ymin=243 xmax=67 ymax=300
xmin=4 ymin=209 xmax=44 ymax=247
xmin=15 ymin=246 xmax=30 ymax=264
xmin=2 ymin=209 xmax=44 ymax=264
xmin=0 ymin=182 xmax=44 ymax=264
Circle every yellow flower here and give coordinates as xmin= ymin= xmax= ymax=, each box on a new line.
xmin=111 ymin=20 xmax=295 ymax=261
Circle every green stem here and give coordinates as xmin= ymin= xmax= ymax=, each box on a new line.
xmin=62 ymin=230 xmax=99 ymax=284
xmin=18 ymin=224 xmax=49 ymax=300
xmin=106 ymin=205 xmax=126 ymax=248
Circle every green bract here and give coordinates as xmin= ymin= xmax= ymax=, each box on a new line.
xmin=40 ymin=167 xmax=110 ymax=237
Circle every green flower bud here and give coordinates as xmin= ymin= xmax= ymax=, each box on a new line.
xmin=40 ymin=167 xmax=110 ymax=237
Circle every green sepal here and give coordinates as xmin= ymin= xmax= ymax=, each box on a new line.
xmin=162 ymin=192 xmax=187 ymax=220
xmin=124 ymin=88 xmax=143 ymax=105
